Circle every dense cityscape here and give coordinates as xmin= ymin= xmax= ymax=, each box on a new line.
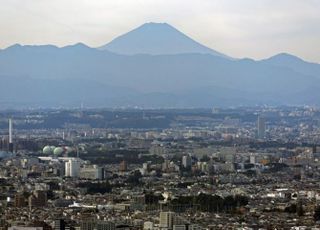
xmin=0 ymin=107 xmax=320 ymax=229
xmin=1 ymin=0 xmax=320 ymax=229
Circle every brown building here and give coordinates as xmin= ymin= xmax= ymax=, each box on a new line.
xmin=119 ymin=160 xmax=128 ymax=172
xmin=14 ymin=193 xmax=27 ymax=207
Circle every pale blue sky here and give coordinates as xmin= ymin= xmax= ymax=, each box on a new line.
xmin=1 ymin=0 xmax=319 ymax=62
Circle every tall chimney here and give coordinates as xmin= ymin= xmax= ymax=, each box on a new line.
xmin=8 ymin=118 xmax=13 ymax=152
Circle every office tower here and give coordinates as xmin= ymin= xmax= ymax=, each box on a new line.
xmin=182 ymin=155 xmax=192 ymax=169
xmin=8 ymin=118 xmax=13 ymax=152
xmin=257 ymin=116 xmax=266 ymax=139
xmin=159 ymin=212 xmax=175 ymax=229
xmin=65 ymin=159 xmax=81 ymax=177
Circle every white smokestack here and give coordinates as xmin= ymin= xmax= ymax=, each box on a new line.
xmin=9 ymin=118 xmax=12 ymax=144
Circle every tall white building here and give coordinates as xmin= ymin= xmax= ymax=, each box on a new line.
xmin=249 ymin=154 xmax=256 ymax=164
xmin=8 ymin=118 xmax=14 ymax=152
xmin=65 ymin=159 xmax=81 ymax=177
xmin=182 ymin=155 xmax=192 ymax=169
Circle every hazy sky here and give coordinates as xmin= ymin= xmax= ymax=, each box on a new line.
xmin=1 ymin=0 xmax=320 ymax=62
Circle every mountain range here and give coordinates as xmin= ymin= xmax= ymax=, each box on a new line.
xmin=0 ymin=22 xmax=319 ymax=108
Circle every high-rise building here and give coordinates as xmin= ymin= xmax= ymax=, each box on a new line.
xmin=65 ymin=159 xmax=81 ymax=177
xmin=8 ymin=118 xmax=13 ymax=152
xmin=159 ymin=212 xmax=175 ymax=229
xmin=182 ymin=155 xmax=192 ymax=169
xmin=257 ymin=116 xmax=266 ymax=139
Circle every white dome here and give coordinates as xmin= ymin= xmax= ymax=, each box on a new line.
xmin=53 ymin=147 xmax=64 ymax=155
xmin=43 ymin=146 xmax=53 ymax=154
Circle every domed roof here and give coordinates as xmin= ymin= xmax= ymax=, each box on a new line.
xmin=53 ymin=147 xmax=64 ymax=155
xmin=43 ymin=145 xmax=53 ymax=154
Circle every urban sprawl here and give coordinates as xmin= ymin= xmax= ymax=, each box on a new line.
xmin=0 ymin=107 xmax=320 ymax=229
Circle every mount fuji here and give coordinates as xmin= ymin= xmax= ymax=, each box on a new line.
xmin=99 ymin=22 xmax=229 ymax=58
